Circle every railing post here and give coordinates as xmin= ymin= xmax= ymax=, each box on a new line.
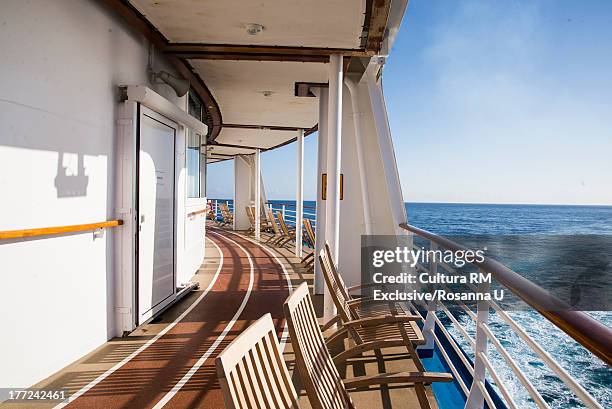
xmin=466 ymin=271 xmax=490 ymax=409
xmin=214 ymin=200 xmax=218 ymax=219
xmin=418 ymin=242 xmax=437 ymax=355
xmin=282 ymin=204 xmax=286 ymax=221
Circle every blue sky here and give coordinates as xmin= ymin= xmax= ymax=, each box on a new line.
xmin=207 ymin=0 xmax=612 ymax=205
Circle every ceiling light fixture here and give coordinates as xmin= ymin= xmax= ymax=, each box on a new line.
xmin=246 ymin=23 xmax=265 ymax=35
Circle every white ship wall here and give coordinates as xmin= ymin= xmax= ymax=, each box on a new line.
xmin=0 ymin=0 xmax=193 ymax=388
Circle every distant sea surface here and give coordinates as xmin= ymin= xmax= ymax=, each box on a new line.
xmin=272 ymin=200 xmax=612 ymax=408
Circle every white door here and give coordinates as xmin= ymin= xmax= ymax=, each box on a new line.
xmin=138 ymin=107 xmax=176 ymax=323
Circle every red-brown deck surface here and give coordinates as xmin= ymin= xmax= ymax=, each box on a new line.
xmin=66 ymin=228 xmax=290 ymax=409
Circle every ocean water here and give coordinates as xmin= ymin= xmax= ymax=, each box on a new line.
xmin=404 ymin=203 xmax=612 ymax=409
xmin=274 ymin=200 xmax=612 ymax=408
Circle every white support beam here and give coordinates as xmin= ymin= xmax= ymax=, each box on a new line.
xmin=324 ymin=54 xmax=343 ymax=318
xmin=313 ymin=87 xmax=328 ymax=295
xmin=254 ymin=149 xmax=261 ymax=241
xmin=295 ymin=129 xmax=304 ymax=257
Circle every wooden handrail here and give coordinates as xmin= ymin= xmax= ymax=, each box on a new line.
xmin=399 ymin=222 xmax=612 ymax=366
xmin=0 ymin=220 xmax=123 ymax=240
xmin=187 ymin=209 xmax=208 ymax=218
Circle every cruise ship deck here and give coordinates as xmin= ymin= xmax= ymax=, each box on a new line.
xmin=1 ymin=1 xmax=610 ymax=408
xmin=4 ymin=225 xmax=439 ymax=409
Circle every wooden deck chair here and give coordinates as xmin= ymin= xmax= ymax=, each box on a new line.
xmin=275 ymin=211 xmax=296 ymax=247
xmin=284 ymin=283 xmax=453 ymax=409
xmin=256 ymin=206 xmax=272 ymax=231
xmin=246 ymin=206 xmax=271 ymax=234
xmin=216 ymin=314 xmax=300 ymax=409
xmin=245 ymin=206 xmax=256 ymax=233
xmin=320 ymin=242 xmax=415 ymax=329
xmin=300 ymin=219 xmax=316 ymax=267
xmin=266 ymin=208 xmax=287 ymax=245
xmin=206 ymin=203 xmax=216 ymax=220
xmin=216 ymin=203 xmax=227 ymax=225
xmin=220 ymin=203 xmax=234 ymax=226
xmin=319 ymin=244 xmax=428 ymax=366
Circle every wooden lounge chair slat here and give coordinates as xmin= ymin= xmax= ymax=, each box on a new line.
xmin=301 ymin=301 xmax=341 ymax=408
xmin=245 ymin=348 xmax=267 ymax=407
xmin=229 ymin=369 xmax=248 ymax=409
xmin=284 ymin=284 xmax=353 ymax=409
xmin=238 ymin=358 xmax=258 ymax=409
xmin=216 ymin=314 xmax=299 ymax=409
xmin=250 ymin=339 xmax=277 ymax=408
xmin=261 ymin=334 xmax=295 ymax=408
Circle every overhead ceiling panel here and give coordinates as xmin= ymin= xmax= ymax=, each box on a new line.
xmin=129 ymin=0 xmax=366 ymax=48
xmin=191 ymin=60 xmax=326 ymax=127
xmin=216 ymin=128 xmax=297 ymax=150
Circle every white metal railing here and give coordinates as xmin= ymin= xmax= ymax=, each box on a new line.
xmin=210 ymin=199 xmax=234 ymax=221
xmin=401 ymin=223 xmax=609 ymax=409
xmin=265 ymin=201 xmax=317 ymax=228
xmin=208 ymin=199 xmax=317 ymax=238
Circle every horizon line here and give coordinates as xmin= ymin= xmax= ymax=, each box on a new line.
xmin=210 ymin=198 xmax=612 ymax=207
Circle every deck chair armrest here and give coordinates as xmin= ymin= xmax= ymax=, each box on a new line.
xmin=347 ymin=295 xmax=376 ymax=306
xmin=346 ymin=282 xmax=380 ymax=292
xmin=347 ymin=297 xmax=410 ymax=309
xmin=343 ymin=314 xmax=421 ymax=328
xmin=320 ymin=314 xmax=342 ymax=332
xmin=343 ymin=371 xmax=453 ymax=389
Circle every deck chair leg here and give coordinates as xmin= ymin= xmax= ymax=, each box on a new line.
xmin=415 ymin=383 xmax=432 ymax=409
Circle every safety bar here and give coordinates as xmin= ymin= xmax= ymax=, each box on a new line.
xmin=0 ymin=220 xmax=123 ymax=240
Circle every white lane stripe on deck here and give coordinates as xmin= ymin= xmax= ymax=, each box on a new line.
xmin=54 ymin=238 xmax=224 ymax=409
xmin=153 ymin=230 xmax=255 ymax=408
xmin=224 ymin=230 xmax=293 ymax=351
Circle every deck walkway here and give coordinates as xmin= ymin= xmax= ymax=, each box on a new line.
xmin=2 ymin=226 xmax=439 ymax=409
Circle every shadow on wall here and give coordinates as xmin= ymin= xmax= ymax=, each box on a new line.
xmin=55 ymin=152 xmax=89 ymax=197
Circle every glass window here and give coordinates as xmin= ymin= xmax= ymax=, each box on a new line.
xmin=186 ymin=130 xmax=200 ymax=198
xmin=187 ymin=91 xmax=206 ymax=198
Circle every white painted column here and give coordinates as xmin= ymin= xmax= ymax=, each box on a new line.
xmin=295 ymin=129 xmax=304 ymax=257
xmin=345 ymin=77 xmax=373 ymax=236
xmin=324 ymin=54 xmax=343 ymax=318
xmin=254 ymin=149 xmax=261 ymax=241
xmin=313 ymin=87 xmax=328 ymax=295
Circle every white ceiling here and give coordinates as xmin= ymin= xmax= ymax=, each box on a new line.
xmin=129 ymin=0 xmax=366 ymax=48
xmin=191 ymin=60 xmax=326 ymax=127
xmin=128 ymin=0 xmax=366 ymax=160
xmin=215 ymin=128 xmax=299 ymax=149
